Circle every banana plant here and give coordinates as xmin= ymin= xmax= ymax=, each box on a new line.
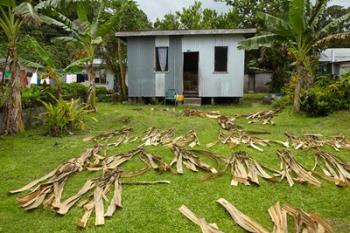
xmin=40 ymin=0 xmax=124 ymax=111
xmin=239 ymin=0 xmax=350 ymax=112
xmin=0 ymin=0 xmax=41 ymax=134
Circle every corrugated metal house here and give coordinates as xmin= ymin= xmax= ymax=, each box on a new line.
xmin=116 ymin=29 xmax=256 ymax=102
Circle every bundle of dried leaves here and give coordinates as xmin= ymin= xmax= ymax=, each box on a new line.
xmin=276 ymin=150 xmax=321 ymax=187
xmin=242 ymin=109 xmax=281 ymax=125
xmin=141 ymin=127 xmax=175 ymax=146
xmin=278 ymin=133 xmax=350 ymax=151
xmin=170 ymin=145 xmax=218 ymax=174
xmin=169 ymin=130 xmax=200 ymax=148
xmin=213 ymin=130 xmax=270 ymax=152
xmin=184 ymin=109 xmax=222 ymax=119
xmin=183 ymin=109 xmax=238 ymax=130
xmin=84 ymin=128 xmax=137 ymax=147
xmin=223 ymin=151 xmax=277 ymax=186
xmin=217 ymin=198 xmax=333 ymax=233
xmin=312 ymin=151 xmax=350 ymax=187
xmin=9 ymin=145 xmax=102 ymax=211
xmin=179 ymin=205 xmax=223 ymax=233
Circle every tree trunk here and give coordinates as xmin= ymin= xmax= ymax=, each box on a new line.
xmin=86 ymin=62 xmax=96 ymax=112
xmin=4 ymin=47 xmax=24 ymax=134
xmin=293 ymin=64 xmax=303 ymax=113
xmin=117 ymin=39 xmax=127 ymax=99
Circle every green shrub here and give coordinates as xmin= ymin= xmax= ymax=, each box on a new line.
xmin=301 ymin=72 xmax=350 ymax=116
xmin=96 ymin=86 xmax=112 ymax=102
xmin=61 ymin=83 xmax=88 ymax=98
xmin=22 ymin=86 xmax=54 ymax=108
xmin=40 ymin=98 xmax=92 ymax=136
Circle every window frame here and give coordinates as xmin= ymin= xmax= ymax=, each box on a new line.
xmin=155 ymin=46 xmax=169 ymax=72
xmin=214 ymin=46 xmax=229 ymax=73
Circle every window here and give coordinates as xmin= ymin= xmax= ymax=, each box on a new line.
xmin=214 ymin=46 xmax=228 ymax=72
xmin=155 ymin=47 xmax=168 ymax=72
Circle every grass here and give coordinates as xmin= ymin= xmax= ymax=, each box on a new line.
xmin=0 ymin=96 xmax=350 ymax=233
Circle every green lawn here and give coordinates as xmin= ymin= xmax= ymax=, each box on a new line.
xmin=1 ymin=97 xmax=350 ymax=233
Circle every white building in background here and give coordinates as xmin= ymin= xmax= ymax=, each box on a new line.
xmin=320 ymin=48 xmax=350 ymax=76
xmin=65 ymin=58 xmax=116 ymax=91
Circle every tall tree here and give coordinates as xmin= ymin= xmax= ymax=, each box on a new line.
xmin=100 ymin=0 xmax=150 ymax=99
xmin=239 ymin=0 xmax=350 ymax=112
xmin=154 ymin=1 xmax=237 ymax=30
xmin=0 ymin=0 xmax=41 ymax=134
xmin=41 ymin=0 xmax=125 ymax=111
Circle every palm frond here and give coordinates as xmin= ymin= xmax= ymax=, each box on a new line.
xmin=28 ymin=37 xmax=56 ymax=68
xmin=288 ymin=0 xmax=306 ymax=36
xmin=316 ymin=11 xmax=350 ymax=39
xmin=18 ymin=58 xmax=44 ymax=69
xmin=257 ymin=12 xmax=292 ymax=37
xmin=0 ymin=0 xmax=15 ymax=8
xmin=239 ymin=34 xmax=282 ymax=50
xmin=309 ymin=0 xmax=328 ymax=29
xmin=14 ymin=2 xmax=41 ymax=25
xmin=314 ymin=32 xmax=350 ymax=48
xmin=64 ymin=56 xmax=93 ymax=72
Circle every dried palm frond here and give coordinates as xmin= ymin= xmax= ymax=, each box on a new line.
xmin=218 ymin=130 xmax=270 ymax=152
xmin=217 ymin=199 xmax=333 ymax=233
xmin=283 ymin=204 xmax=333 ymax=233
xmin=312 ymin=151 xmax=350 ymax=187
xmin=241 ymin=109 xmax=281 ymax=125
xmin=167 ymin=130 xmax=200 ymax=148
xmin=284 ymin=133 xmax=350 ymax=151
xmin=328 ymin=136 xmax=350 ymax=151
xmin=83 ymin=128 xmax=136 ymax=147
xmin=217 ymin=198 xmax=269 ymax=233
xmin=285 ymin=133 xmax=325 ymax=150
xmin=184 ymin=109 xmax=222 ymax=119
xmin=268 ymin=202 xmax=288 ymax=233
xmin=183 ymin=109 xmax=239 ymax=130
xmin=10 ymin=145 xmax=101 ymax=211
xmin=224 ymin=152 xmax=277 ymax=186
xmin=170 ymin=145 xmax=218 ymax=174
xmin=276 ymin=150 xmax=321 ymax=187
xmin=141 ymin=127 xmax=175 ymax=146
xmin=179 ymin=205 xmax=224 ymax=233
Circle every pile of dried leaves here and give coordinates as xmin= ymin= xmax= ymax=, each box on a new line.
xmin=217 ymin=198 xmax=333 ymax=233
xmin=83 ymin=128 xmax=138 ymax=147
xmin=207 ymin=130 xmax=270 ymax=152
xmin=180 ymin=198 xmax=333 ymax=233
xmin=223 ymin=151 xmax=277 ymax=186
xmin=312 ymin=151 xmax=350 ymax=187
xmin=277 ymin=133 xmax=350 ymax=151
xmin=170 ymin=145 xmax=218 ymax=174
xmin=184 ymin=109 xmax=238 ymax=130
xmin=9 ymin=145 xmax=102 ymax=210
xmin=141 ymin=127 xmax=175 ymax=146
xmin=10 ymin=147 xmax=171 ymax=228
xmin=240 ymin=109 xmax=281 ymax=125
xmin=276 ymin=149 xmax=321 ymax=187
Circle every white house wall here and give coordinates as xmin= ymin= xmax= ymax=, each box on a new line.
xmin=182 ymin=35 xmax=245 ymax=97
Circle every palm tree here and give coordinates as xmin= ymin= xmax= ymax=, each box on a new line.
xmin=239 ymin=0 xmax=350 ymax=112
xmin=0 ymin=0 xmax=41 ymax=133
xmin=41 ymin=0 xmax=124 ymax=111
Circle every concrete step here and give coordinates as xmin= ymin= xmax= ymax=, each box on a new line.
xmin=184 ymin=97 xmax=201 ymax=106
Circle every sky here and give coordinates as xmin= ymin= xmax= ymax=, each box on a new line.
xmin=135 ymin=0 xmax=350 ymax=22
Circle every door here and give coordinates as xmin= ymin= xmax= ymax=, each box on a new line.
xmin=183 ymin=52 xmax=199 ymax=97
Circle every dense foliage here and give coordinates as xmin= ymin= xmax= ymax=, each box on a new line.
xmin=40 ymin=97 xmax=92 ymax=136
xmin=301 ymin=73 xmax=350 ymax=116
xmin=21 ymin=83 xmax=110 ymax=108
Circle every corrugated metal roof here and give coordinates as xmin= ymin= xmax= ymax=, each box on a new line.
xmin=320 ymin=48 xmax=350 ymax=63
xmin=115 ymin=29 xmax=256 ymax=37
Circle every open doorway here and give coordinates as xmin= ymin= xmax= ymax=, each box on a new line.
xmin=183 ymin=52 xmax=199 ymax=97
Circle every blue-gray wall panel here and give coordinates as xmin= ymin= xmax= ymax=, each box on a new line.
xmin=165 ymin=36 xmax=183 ymax=94
xmin=127 ymin=37 xmax=155 ymax=97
